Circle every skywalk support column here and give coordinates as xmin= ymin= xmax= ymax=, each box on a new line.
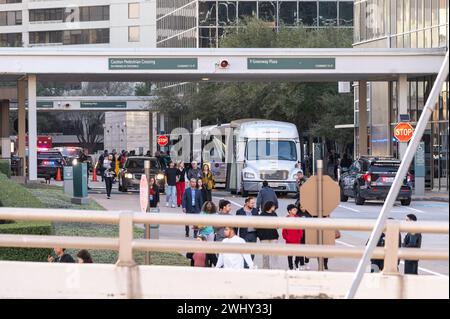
xmin=358 ymin=81 xmax=368 ymax=156
xmin=0 ymin=100 xmax=10 ymax=159
xmin=398 ymin=75 xmax=408 ymax=160
xmin=17 ymin=80 xmax=27 ymax=177
xmin=27 ymin=75 xmax=37 ymax=181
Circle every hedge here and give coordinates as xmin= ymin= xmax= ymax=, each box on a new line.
xmin=0 ymin=160 xmax=10 ymax=178
xmin=0 ymin=221 xmax=53 ymax=262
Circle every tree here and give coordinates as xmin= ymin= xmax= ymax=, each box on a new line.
xmin=65 ymin=112 xmax=104 ymax=152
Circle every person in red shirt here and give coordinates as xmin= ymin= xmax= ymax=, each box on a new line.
xmin=282 ymin=204 xmax=304 ymax=270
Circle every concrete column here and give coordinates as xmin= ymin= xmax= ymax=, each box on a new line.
xmin=151 ymin=112 xmax=158 ymax=155
xmin=0 ymin=100 xmax=10 ymax=158
xmin=358 ymin=81 xmax=368 ymax=156
xmin=28 ymin=75 xmax=37 ymax=181
xmin=398 ymin=75 xmax=408 ymax=160
xmin=17 ymin=80 xmax=27 ymax=176
xmin=159 ymin=113 xmax=165 ymax=133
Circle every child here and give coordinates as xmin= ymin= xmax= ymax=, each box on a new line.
xmin=186 ymin=235 xmax=207 ymax=267
xmin=282 ymin=204 xmax=304 ymax=270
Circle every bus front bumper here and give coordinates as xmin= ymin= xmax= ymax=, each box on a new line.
xmin=243 ymin=181 xmax=297 ymax=193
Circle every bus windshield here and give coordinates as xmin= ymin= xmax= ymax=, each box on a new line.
xmin=245 ymin=140 xmax=297 ymax=161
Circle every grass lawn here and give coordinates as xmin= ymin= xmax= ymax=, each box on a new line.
xmin=1 ymin=177 xmax=189 ymax=266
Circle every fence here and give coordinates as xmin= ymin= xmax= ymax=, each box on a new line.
xmin=0 ymin=207 xmax=448 ymax=275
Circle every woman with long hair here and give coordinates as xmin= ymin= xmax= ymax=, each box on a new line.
xmin=149 ymin=177 xmax=160 ymax=208
xmin=201 ymin=164 xmax=214 ymax=202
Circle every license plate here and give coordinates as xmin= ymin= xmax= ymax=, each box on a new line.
xmin=383 ymin=177 xmax=394 ymax=183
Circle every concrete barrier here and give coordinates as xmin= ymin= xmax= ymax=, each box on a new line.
xmin=0 ymin=261 xmax=447 ymax=299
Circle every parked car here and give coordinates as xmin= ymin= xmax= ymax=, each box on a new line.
xmin=118 ymin=156 xmax=166 ymax=192
xmin=339 ymin=156 xmax=413 ymax=206
xmin=37 ymin=150 xmax=66 ymax=180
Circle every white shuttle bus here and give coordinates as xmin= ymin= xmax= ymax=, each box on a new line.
xmin=196 ymin=119 xmax=302 ymax=196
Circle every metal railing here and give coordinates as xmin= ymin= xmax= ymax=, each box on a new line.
xmin=0 ymin=207 xmax=448 ymax=273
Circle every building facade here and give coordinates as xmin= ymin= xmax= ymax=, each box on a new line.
xmin=157 ymin=0 xmax=354 ymax=48
xmin=1 ymin=0 xmax=156 ymax=154
xmin=353 ymin=0 xmax=448 ymax=191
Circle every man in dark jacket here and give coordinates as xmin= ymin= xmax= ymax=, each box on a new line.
xmin=47 ymin=247 xmax=75 ymax=263
xmin=236 ymin=197 xmax=259 ymax=244
xmin=182 ymin=178 xmax=203 ymax=238
xmin=403 ymin=214 xmax=422 ymax=275
xmin=256 ymin=181 xmax=278 ymax=211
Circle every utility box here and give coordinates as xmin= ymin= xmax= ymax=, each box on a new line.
xmin=71 ymin=162 xmax=89 ymax=205
xmin=63 ymin=166 xmax=74 ymax=197
xmin=149 ymin=207 xmax=160 ymax=239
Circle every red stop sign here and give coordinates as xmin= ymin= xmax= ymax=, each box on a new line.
xmin=157 ymin=135 xmax=169 ymax=147
xmin=394 ymin=122 xmax=414 ymax=142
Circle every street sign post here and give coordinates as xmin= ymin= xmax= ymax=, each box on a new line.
xmin=300 ymin=160 xmax=340 ymax=271
xmin=394 ymin=122 xmax=415 ymax=143
xmin=414 ymin=142 xmax=426 ymax=196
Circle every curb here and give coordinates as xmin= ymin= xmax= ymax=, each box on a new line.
xmin=412 ymin=197 xmax=449 ymax=203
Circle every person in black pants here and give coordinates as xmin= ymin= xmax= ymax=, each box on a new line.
xmin=297 ymin=204 xmax=311 ymax=269
xmin=103 ymin=154 xmax=115 ymax=199
xmin=182 ymin=178 xmax=203 ymax=238
xmin=403 ymin=214 xmax=422 ymax=275
xmin=148 ymin=177 xmax=160 ymax=208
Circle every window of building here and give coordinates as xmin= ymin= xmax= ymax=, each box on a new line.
xmin=0 ymin=33 xmax=22 ymax=47
xmin=299 ymin=1 xmax=317 ymax=26
xmin=128 ymin=26 xmax=140 ymax=42
xmin=30 ymin=29 xmax=109 ymax=45
xmin=339 ymin=1 xmax=353 ymax=26
xmin=78 ymin=6 xmax=109 ymax=22
xmin=0 ymin=10 xmax=22 ymax=26
xmin=129 ymin=3 xmax=140 ymax=19
xmin=258 ymin=1 xmax=276 ymax=23
xmin=218 ymin=1 xmax=237 ymax=26
xmin=319 ymin=1 xmax=337 ymax=27
xmin=30 ymin=8 xmax=64 ymax=22
xmin=279 ymin=1 xmax=297 ymax=26
xmin=238 ymin=1 xmax=257 ymax=21
xmin=199 ymin=1 xmax=217 ymax=26
xmin=29 ymin=31 xmax=63 ymax=44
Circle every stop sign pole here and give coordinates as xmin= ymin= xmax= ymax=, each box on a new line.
xmin=316 ymin=160 xmax=324 ymax=271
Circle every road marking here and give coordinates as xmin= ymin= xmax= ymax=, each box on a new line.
xmin=404 ymin=206 xmax=426 ymax=214
xmin=338 ymin=205 xmax=361 ymax=213
xmin=336 ymin=239 xmax=448 ymax=278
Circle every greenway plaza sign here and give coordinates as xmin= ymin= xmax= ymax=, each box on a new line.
xmin=248 ymin=58 xmax=336 ymax=69
xmin=109 ymin=58 xmax=198 ymax=70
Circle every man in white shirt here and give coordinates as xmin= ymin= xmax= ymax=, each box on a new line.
xmin=216 ymin=227 xmax=255 ymax=270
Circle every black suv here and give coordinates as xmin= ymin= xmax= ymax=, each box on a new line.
xmin=118 ymin=156 xmax=166 ymax=192
xmin=339 ymin=157 xmax=413 ymax=206
xmin=37 ymin=150 xmax=66 ymax=180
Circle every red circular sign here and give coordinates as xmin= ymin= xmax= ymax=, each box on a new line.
xmin=157 ymin=135 xmax=169 ymax=147
xmin=394 ymin=122 xmax=414 ymax=143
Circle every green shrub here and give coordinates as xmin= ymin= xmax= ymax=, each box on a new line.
xmin=0 ymin=221 xmax=53 ymax=262
xmin=0 ymin=160 xmax=10 ymax=178
xmin=0 ymin=172 xmax=43 ymax=208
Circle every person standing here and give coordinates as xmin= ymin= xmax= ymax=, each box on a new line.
xmin=294 ymin=170 xmax=307 ymax=207
xmin=282 ymin=204 xmax=303 ymax=270
xmin=257 ymin=201 xmax=279 ymax=269
xmin=296 ymin=204 xmax=311 ymax=269
xmin=196 ymin=178 xmax=208 ymax=208
xmin=256 ymin=181 xmax=279 ymax=212
xmin=98 ymin=150 xmax=108 ymax=182
xmin=214 ymin=200 xmax=232 ymax=243
xmin=403 ymin=214 xmax=422 ymax=275
xmin=149 ymin=177 xmax=160 ymax=208
xmin=164 ymin=160 xmax=178 ymax=208
xmin=103 ymin=154 xmax=115 ymax=199
xmin=176 ymin=161 xmax=187 ymax=207
xmin=187 ymin=160 xmax=202 ymax=180
xmin=201 ymin=164 xmax=214 ymax=202
xmin=182 ymin=178 xmax=203 ymax=238
xmin=236 ymin=197 xmax=259 ymax=246
xmin=216 ymin=227 xmax=254 ymax=270
xmin=47 ymin=248 xmax=75 ymax=263
xmin=198 ymin=201 xmax=217 ymax=242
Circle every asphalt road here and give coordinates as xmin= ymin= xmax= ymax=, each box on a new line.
xmin=89 ymin=185 xmax=449 ymax=277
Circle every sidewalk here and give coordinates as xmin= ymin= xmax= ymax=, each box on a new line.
xmin=412 ymin=191 xmax=449 ymax=203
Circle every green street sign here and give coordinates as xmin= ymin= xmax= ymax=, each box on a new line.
xmin=37 ymin=101 xmax=54 ymax=108
xmin=80 ymin=101 xmax=127 ymax=109
xmin=248 ymin=58 xmax=336 ymax=70
xmin=109 ymin=58 xmax=198 ymax=70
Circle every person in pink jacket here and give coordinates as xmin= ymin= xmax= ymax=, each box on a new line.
xmin=282 ymin=204 xmax=304 ymax=270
